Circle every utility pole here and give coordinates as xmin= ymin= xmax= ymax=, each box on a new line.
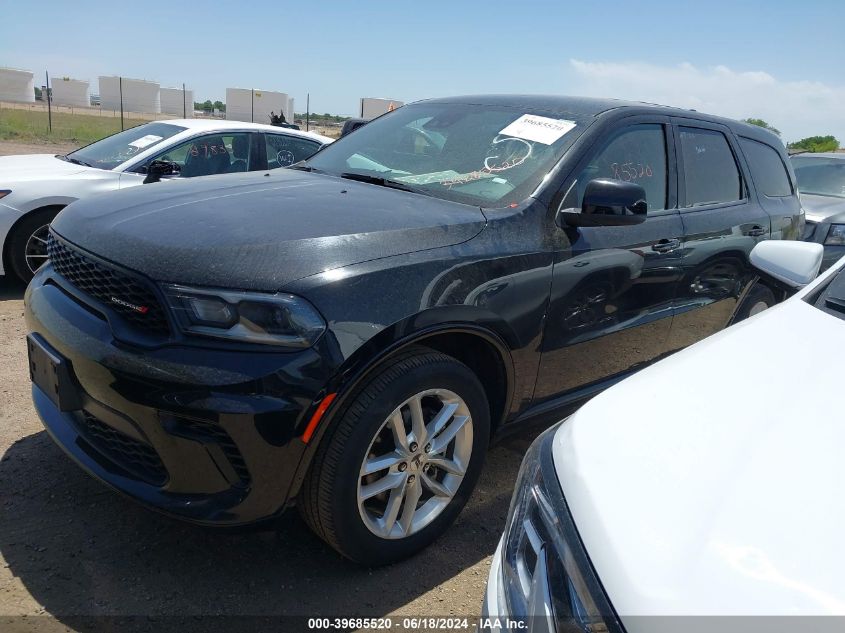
xmin=306 ymin=93 xmax=310 ymax=132
xmin=119 ymin=76 xmax=124 ymax=130
xmin=45 ymin=71 xmax=52 ymax=133
xmin=251 ymin=89 xmax=254 ymax=123
xmin=182 ymin=82 xmax=186 ymax=118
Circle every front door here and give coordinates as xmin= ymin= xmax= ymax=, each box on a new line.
xmin=534 ymin=117 xmax=684 ymax=402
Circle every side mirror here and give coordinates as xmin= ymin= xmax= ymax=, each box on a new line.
xmin=560 ymin=178 xmax=648 ymax=228
xmin=750 ymin=241 xmax=824 ymax=289
xmin=143 ymin=160 xmax=180 ymax=184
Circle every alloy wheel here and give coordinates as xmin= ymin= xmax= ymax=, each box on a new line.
xmin=24 ymin=224 xmax=50 ymax=274
xmin=357 ymin=388 xmax=473 ymax=539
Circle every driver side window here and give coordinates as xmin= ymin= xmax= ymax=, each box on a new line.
xmin=143 ymin=133 xmax=253 ymax=178
xmin=575 ymin=124 xmax=668 ymax=211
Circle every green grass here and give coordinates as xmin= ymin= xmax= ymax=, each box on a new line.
xmin=0 ymin=108 xmax=150 ymax=146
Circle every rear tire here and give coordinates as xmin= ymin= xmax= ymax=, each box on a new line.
xmin=735 ymin=283 xmax=776 ymax=321
xmin=6 ymin=207 xmax=61 ymax=283
xmin=299 ymin=348 xmax=490 ymax=565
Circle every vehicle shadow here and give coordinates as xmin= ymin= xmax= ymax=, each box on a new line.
xmin=0 ymin=277 xmax=26 ymax=301
xmin=0 ymin=424 xmax=543 ymax=628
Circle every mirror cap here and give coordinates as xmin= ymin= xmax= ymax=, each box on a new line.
xmin=750 ymin=240 xmax=824 ymax=289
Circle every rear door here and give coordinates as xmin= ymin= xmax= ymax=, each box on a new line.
xmin=666 ymin=119 xmax=771 ymax=349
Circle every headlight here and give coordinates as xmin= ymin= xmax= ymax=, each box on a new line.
xmin=825 ymin=224 xmax=845 ymax=246
xmin=500 ymin=426 xmax=621 ymax=633
xmin=162 ymin=284 xmax=326 ymax=348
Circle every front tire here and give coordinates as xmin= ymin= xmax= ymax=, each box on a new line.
xmin=6 ymin=207 xmax=61 ymax=283
xmin=299 ymin=349 xmax=490 ymax=565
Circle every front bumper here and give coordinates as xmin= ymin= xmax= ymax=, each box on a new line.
xmin=25 ymin=265 xmax=338 ymax=526
xmin=481 ymin=538 xmax=507 ymax=624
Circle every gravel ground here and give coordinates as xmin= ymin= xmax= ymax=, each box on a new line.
xmin=0 ymin=141 xmax=543 ymax=632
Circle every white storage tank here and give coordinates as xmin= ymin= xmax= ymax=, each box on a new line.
xmin=360 ymin=97 xmax=403 ymax=120
xmin=99 ymin=76 xmax=160 ymax=114
xmin=286 ymin=96 xmax=295 ymax=123
xmin=51 ymin=77 xmax=89 ymax=108
xmin=0 ymin=68 xmax=35 ymax=103
xmin=226 ymin=88 xmax=288 ymax=124
xmin=160 ymin=87 xmax=194 ymax=117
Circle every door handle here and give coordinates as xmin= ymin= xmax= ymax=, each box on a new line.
xmin=745 ymin=225 xmax=767 ymax=237
xmin=652 ymin=238 xmax=681 ymax=253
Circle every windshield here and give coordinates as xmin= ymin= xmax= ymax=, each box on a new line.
xmin=305 ymin=103 xmax=586 ymax=207
xmin=791 ymin=156 xmax=845 ymax=198
xmin=66 ymin=122 xmax=186 ymax=171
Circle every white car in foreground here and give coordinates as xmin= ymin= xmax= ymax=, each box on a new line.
xmin=483 ymin=240 xmax=845 ymax=633
xmin=0 ymin=119 xmax=331 ymax=281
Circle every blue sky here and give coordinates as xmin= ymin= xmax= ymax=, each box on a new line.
xmin=1 ymin=0 xmax=843 ymax=140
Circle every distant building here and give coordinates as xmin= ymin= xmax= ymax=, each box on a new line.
xmin=99 ymin=76 xmax=160 ymax=113
xmin=0 ymin=67 xmax=35 ymax=103
xmin=51 ymin=77 xmax=90 ymax=108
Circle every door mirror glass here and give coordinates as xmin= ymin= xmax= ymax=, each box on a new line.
xmin=560 ymin=178 xmax=648 ymax=227
xmin=750 ymin=241 xmax=823 ymax=288
xmin=143 ymin=159 xmax=181 ymax=184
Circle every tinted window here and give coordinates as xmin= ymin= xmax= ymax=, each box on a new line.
xmin=740 ymin=138 xmax=792 ymax=197
xmin=679 ymin=127 xmax=742 ymax=206
xmin=575 ymin=124 xmax=668 ymax=211
xmin=145 ymin=133 xmax=254 ymax=178
xmin=266 ymin=134 xmax=321 ymax=169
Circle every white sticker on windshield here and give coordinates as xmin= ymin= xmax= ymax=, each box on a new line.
xmin=129 ymin=134 xmax=164 ymax=149
xmin=498 ymin=115 xmax=576 ymax=145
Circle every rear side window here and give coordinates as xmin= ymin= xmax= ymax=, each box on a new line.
xmin=739 ymin=137 xmax=792 ymax=197
xmin=266 ymin=134 xmax=321 ymax=169
xmin=678 ymin=127 xmax=742 ymax=207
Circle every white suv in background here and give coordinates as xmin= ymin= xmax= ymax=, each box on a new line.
xmin=0 ymin=119 xmax=331 ymax=281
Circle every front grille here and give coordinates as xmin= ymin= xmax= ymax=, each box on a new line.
xmin=47 ymin=233 xmax=170 ymax=336
xmin=77 ymin=412 xmax=168 ymax=486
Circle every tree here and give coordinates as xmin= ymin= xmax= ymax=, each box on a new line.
xmin=788 ymin=135 xmax=840 ymax=153
xmin=202 ymin=100 xmax=213 ymax=113
xmin=743 ymin=118 xmax=781 ymax=137
xmin=213 ymin=100 xmax=225 ymax=112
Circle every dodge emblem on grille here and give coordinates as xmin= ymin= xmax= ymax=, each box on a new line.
xmin=110 ymin=296 xmax=150 ymax=314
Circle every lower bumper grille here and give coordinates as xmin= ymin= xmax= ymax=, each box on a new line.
xmin=76 ymin=412 xmax=168 ymax=486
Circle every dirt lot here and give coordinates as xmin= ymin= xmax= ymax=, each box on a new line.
xmin=0 ymin=141 xmax=542 ymax=631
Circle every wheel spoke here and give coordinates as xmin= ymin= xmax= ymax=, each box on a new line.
xmin=31 ymin=235 xmax=48 ymax=245
xmin=422 ymin=472 xmax=453 ymax=498
xmin=361 ymin=451 xmax=403 ymax=476
xmin=425 ymin=401 xmax=459 ymax=441
xmin=379 ymin=480 xmax=407 ymax=534
xmin=426 ymin=455 xmax=466 ymax=475
xmin=360 ymin=472 xmax=405 ymax=500
xmin=26 ymin=254 xmax=49 ymax=260
xmin=409 ymin=395 xmax=427 ymax=445
xmin=431 ymin=415 xmax=469 ymax=453
xmin=388 ymin=410 xmax=410 ymax=454
xmin=399 ymin=476 xmax=423 ymax=535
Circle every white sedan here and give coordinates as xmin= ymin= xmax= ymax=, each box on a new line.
xmin=483 ymin=240 xmax=845 ymax=632
xmin=0 ymin=119 xmax=332 ymax=281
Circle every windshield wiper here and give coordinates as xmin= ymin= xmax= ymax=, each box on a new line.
xmin=289 ymin=163 xmax=321 ymax=173
xmin=62 ymin=155 xmax=93 ymax=167
xmin=339 ymin=172 xmax=419 ymax=193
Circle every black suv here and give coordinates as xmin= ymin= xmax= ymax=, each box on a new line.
xmin=25 ymin=95 xmax=802 ymax=565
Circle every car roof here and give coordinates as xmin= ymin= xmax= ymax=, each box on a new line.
xmin=417 ymin=94 xmax=784 ymax=146
xmin=159 ymin=118 xmax=332 ymax=143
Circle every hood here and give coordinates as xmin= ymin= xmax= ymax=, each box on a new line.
xmin=553 ymin=297 xmax=845 ymax=621
xmin=0 ymin=153 xmax=96 ymax=182
xmin=51 ymin=169 xmax=487 ymax=291
xmin=800 ymin=193 xmax=845 ymax=222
